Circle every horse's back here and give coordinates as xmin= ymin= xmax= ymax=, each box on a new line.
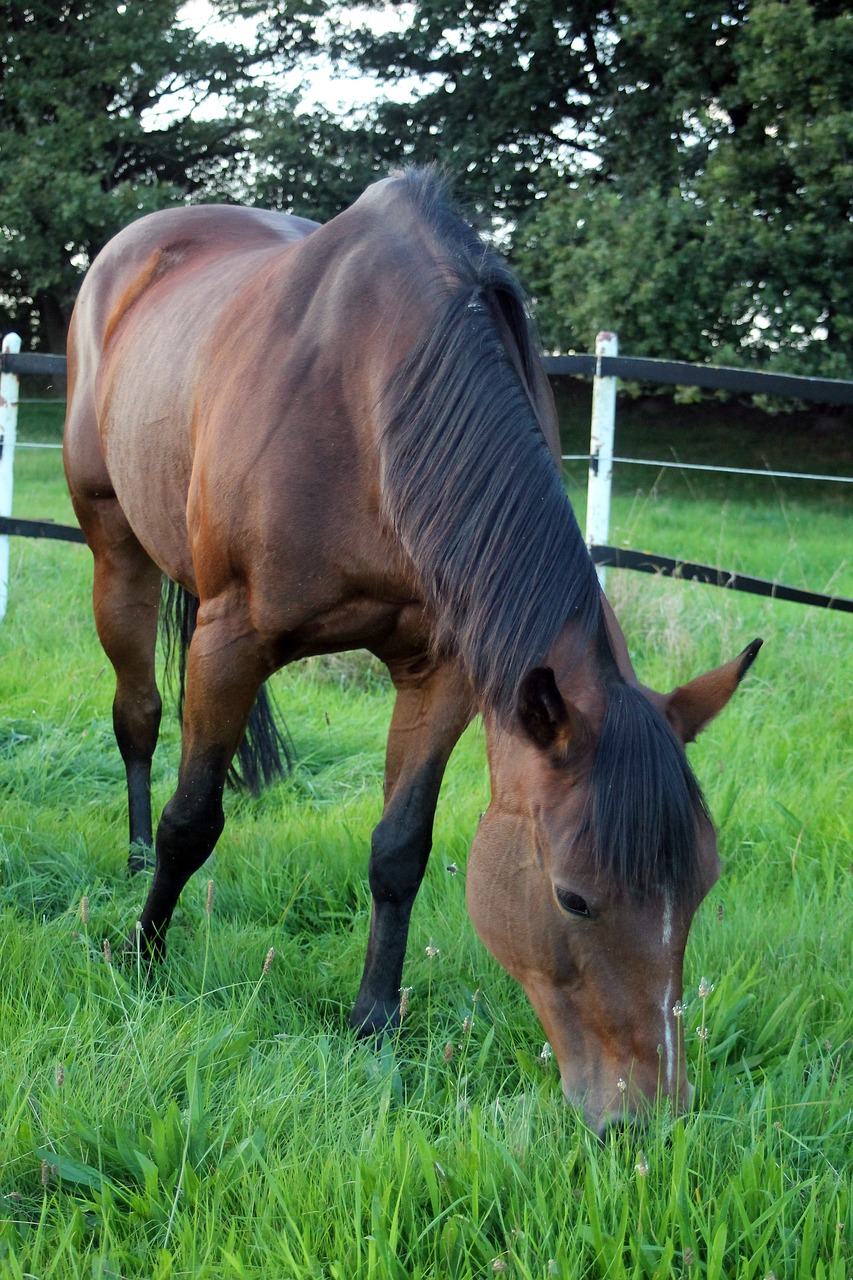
xmin=78 ymin=202 xmax=319 ymax=311
xmin=63 ymin=175 xmax=548 ymax=653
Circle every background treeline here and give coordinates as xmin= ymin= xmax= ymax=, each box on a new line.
xmin=1 ymin=0 xmax=851 ymax=377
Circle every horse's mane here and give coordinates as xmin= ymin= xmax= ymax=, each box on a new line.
xmin=589 ymin=671 xmax=708 ymax=895
xmin=378 ymin=166 xmax=704 ymax=895
xmin=379 ymin=167 xmax=601 ymax=719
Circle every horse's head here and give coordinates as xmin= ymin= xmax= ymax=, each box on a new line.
xmin=466 ymin=638 xmax=761 ymax=1136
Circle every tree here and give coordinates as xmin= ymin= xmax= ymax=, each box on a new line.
xmin=245 ymin=103 xmax=388 ymax=222
xmin=5 ymin=0 xmax=850 ymax=375
xmin=0 ymin=0 xmax=279 ymax=349
xmin=515 ymin=0 xmax=853 ymax=372
xmin=313 ymin=0 xmax=852 ymax=374
xmin=318 ymin=0 xmax=613 ymax=215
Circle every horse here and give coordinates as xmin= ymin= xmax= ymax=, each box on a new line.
xmin=63 ymin=168 xmax=760 ymax=1135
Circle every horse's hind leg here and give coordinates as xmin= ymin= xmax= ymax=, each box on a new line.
xmin=351 ymin=659 xmax=474 ymax=1036
xmin=135 ymin=608 xmax=270 ymax=954
xmin=83 ymin=499 xmax=163 ymax=873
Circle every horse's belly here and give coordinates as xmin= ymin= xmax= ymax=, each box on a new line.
xmin=274 ymin=595 xmax=429 ymax=664
xmin=241 ymin=524 xmax=431 ymax=663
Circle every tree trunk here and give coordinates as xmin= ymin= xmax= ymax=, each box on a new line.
xmin=35 ymin=291 xmax=69 ymax=354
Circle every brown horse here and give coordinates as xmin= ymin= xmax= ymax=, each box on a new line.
xmin=64 ymin=168 xmax=760 ymax=1134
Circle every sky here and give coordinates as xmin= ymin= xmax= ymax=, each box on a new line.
xmin=175 ymin=0 xmax=420 ymax=118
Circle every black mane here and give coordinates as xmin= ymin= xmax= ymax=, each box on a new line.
xmin=589 ymin=675 xmax=708 ymax=895
xmin=378 ymin=167 xmax=704 ymax=897
xmin=379 ymin=167 xmax=601 ymax=719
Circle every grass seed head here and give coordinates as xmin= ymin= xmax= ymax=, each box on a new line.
xmin=206 ymin=879 xmax=215 ymax=916
xmin=103 ymin=938 xmax=112 ymax=965
xmin=262 ymin=947 xmax=275 ymax=975
xmin=79 ymin=895 xmax=89 ymax=925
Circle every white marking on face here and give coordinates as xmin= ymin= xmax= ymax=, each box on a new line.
xmin=661 ymin=894 xmax=673 ymax=947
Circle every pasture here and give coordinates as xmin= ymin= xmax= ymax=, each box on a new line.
xmin=0 ymin=396 xmax=850 ymax=1278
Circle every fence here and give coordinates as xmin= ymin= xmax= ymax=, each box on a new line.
xmin=2 ymin=332 xmax=852 ymax=621
xmin=542 ymin=332 xmax=853 ymax=612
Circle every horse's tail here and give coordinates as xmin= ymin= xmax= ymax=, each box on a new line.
xmin=159 ymin=579 xmax=292 ymax=795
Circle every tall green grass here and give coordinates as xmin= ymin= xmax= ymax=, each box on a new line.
xmin=0 ymin=400 xmax=849 ymax=1277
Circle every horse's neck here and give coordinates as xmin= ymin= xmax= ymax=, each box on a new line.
xmin=545 ymin=591 xmax=640 ymax=700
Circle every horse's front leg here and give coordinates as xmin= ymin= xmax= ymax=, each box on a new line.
xmin=134 ymin=607 xmax=269 ymax=957
xmin=351 ymin=659 xmax=474 ymax=1036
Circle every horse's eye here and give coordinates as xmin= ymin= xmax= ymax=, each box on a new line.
xmin=555 ymin=888 xmax=591 ymax=918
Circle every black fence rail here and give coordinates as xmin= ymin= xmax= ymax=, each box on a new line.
xmin=0 ymin=351 xmax=67 ymax=378
xmin=542 ymin=353 xmax=853 ymax=406
xmin=5 ymin=348 xmax=853 ymax=406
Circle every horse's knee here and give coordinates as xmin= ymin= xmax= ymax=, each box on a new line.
xmin=114 ymin=690 xmax=162 ymax=764
xmin=369 ymin=814 xmax=431 ymax=905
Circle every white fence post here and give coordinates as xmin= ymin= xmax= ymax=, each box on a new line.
xmin=0 ymin=332 xmax=22 ymax=622
xmin=586 ymin=330 xmax=618 ymax=588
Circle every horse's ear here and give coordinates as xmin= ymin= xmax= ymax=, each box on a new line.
xmin=665 ymin=638 xmax=762 ymax=744
xmin=517 ymin=668 xmax=590 ymax=763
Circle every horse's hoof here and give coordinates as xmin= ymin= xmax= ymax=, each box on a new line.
xmin=127 ymin=844 xmax=153 ymax=876
xmin=349 ymin=999 xmax=400 ymax=1039
xmin=120 ymin=923 xmax=164 ymax=968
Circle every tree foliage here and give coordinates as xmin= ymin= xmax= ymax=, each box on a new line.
xmin=245 ymin=103 xmax=387 ymax=221
xmin=515 ymin=0 xmax=853 ymax=371
xmin=2 ymin=0 xmax=851 ymax=376
xmin=326 ymin=0 xmax=853 ymax=373
xmin=0 ymin=1 xmax=264 ymax=347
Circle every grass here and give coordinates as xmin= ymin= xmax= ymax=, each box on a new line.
xmin=0 ymin=397 xmax=850 ymax=1278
